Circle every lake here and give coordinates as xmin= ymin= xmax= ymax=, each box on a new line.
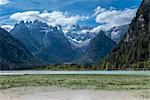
xmin=0 ymin=70 xmax=149 ymax=75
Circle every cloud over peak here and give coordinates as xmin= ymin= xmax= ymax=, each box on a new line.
xmin=10 ymin=10 xmax=88 ymax=27
xmin=93 ymin=6 xmax=137 ymax=31
xmin=7 ymin=6 xmax=138 ymax=34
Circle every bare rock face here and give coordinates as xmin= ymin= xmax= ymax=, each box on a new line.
xmin=124 ymin=0 xmax=149 ymax=43
xmin=100 ymin=0 xmax=150 ymax=69
xmin=10 ymin=21 xmax=76 ymax=64
xmin=105 ymin=24 xmax=129 ymax=43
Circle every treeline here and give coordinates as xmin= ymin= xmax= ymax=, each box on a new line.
xmin=34 ymin=64 xmax=96 ymax=70
xmin=100 ymin=60 xmax=150 ymax=70
xmin=100 ymin=35 xmax=150 ymax=70
xmin=33 ymin=62 xmax=150 ymax=70
xmin=99 ymin=26 xmax=150 ymax=70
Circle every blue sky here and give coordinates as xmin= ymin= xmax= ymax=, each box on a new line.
xmin=0 ymin=0 xmax=142 ymax=31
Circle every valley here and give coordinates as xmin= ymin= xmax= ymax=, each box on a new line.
xmin=0 ymin=0 xmax=149 ymax=100
xmin=1 ymin=0 xmax=149 ymax=70
xmin=0 ymin=0 xmax=149 ymax=70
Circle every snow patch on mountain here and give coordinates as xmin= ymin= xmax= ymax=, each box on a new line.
xmin=64 ymin=25 xmax=95 ymax=48
xmin=105 ymin=24 xmax=129 ymax=43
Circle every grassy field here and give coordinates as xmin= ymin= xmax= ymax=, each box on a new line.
xmin=0 ymin=74 xmax=149 ymax=90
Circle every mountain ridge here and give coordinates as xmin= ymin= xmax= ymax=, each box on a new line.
xmin=76 ymin=31 xmax=116 ymax=64
xmin=100 ymin=0 xmax=150 ymax=69
xmin=0 ymin=28 xmax=40 ymax=70
xmin=10 ymin=20 xmax=76 ymax=64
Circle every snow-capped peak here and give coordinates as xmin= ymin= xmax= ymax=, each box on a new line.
xmin=105 ymin=24 xmax=129 ymax=43
xmin=64 ymin=24 xmax=95 ymax=47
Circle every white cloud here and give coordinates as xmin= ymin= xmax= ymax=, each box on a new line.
xmin=93 ymin=6 xmax=137 ymax=31
xmin=93 ymin=6 xmax=107 ymax=16
xmin=89 ymin=24 xmax=112 ymax=33
xmin=0 ymin=0 xmax=9 ymax=5
xmin=10 ymin=10 xmax=88 ymax=27
xmin=1 ymin=24 xmax=14 ymax=32
xmin=77 ymin=24 xmax=111 ymax=34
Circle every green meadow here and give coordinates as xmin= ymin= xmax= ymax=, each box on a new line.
xmin=0 ymin=74 xmax=149 ymax=90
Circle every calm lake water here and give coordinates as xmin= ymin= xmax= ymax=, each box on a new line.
xmin=0 ymin=70 xmax=149 ymax=75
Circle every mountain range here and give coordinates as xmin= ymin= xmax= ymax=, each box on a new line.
xmin=11 ymin=20 xmax=76 ymax=64
xmin=10 ymin=20 xmax=127 ymax=65
xmin=1 ymin=0 xmax=148 ymax=70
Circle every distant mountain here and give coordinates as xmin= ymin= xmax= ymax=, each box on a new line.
xmin=65 ymin=24 xmax=95 ymax=48
xmin=77 ymin=31 xmax=116 ymax=64
xmin=105 ymin=24 xmax=129 ymax=43
xmin=65 ymin=24 xmax=128 ymax=48
xmin=100 ymin=0 xmax=150 ymax=69
xmin=0 ymin=28 xmax=39 ymax=70
xmin=10 ymin=20 xmax=76 ymax=64
xmin=9 ymin=20 xmax=130 ymax=65
xmin=11 ymin=21 xmax=42 ymax=53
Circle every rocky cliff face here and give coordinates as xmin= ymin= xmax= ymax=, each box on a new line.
xmin=100 ymin=0 xmax=150 ymax=69
xmin=105 ymin=24 xmax=129 ymax=43
xmin=11 ymin=20 xmax=76 ymax=64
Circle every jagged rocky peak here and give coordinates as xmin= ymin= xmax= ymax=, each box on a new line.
xmin=11 ymin=21 xmax=30 ymax=37
xmin=124 ymin=0 xmax=149 ymax=43
xmin=65 ymin=24 xmax=95 ymax=48
xmin=25 ymin=20 xmax=63 ymax=33
xmin=13 ymin=21 xmax=26 ymax=28
xmin=26 ymin=21 xmax=32 ymax=25
xmin=25 ymin=20 xmax=48 ymax=28
xmin=10 ymin=19 xmax=76 ymax=64
xmin=105 ymin=24 xmax=129 ymax=43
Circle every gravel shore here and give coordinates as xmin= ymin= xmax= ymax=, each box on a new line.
xmin=0 ymin=87 xmax=149 ymax=100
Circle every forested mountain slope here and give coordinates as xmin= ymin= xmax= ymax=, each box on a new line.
xmin=100 ymin=0 xmax=150 ymax=69
xmin=0 ymin=28 xmax=39 ymax=70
